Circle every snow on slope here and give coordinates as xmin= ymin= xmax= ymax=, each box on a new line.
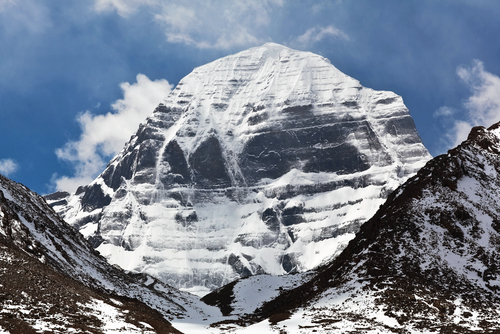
xmin=0 ymin=239 xmax=182 ymax=333
xmin=0 ymin=174 xmax=220 ymax=329
xmin=199 ymin=123 xmax=500 ymax=333
xmin=48 ymin=42 xmax=431 ymax=293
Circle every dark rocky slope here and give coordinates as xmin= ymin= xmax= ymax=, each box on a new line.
xmin=0 ymin=233 xmax=180 ymax=333
xmin=0 ymin=174 xmax=217 ymax=333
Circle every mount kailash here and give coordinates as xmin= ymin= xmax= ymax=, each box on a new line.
xmin=46 ymin=43 xmax=431 ymax=294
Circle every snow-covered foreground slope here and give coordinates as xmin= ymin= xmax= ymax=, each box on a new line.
xmin=0 ymin=174 xmax=219 ymax=333
xmin=200 ymin=122 xmax=500 ymax=333
xmin=0 ymin=235 xmax=182 ymax=333
xmin=48 ymin=42 xmax=431 ymax=292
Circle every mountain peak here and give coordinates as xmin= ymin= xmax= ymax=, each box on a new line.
xmin=260 ymin=41 xmax=288 ymax=52
xmin=48 ymin=44 xmax=431 ymax=293
xmin=256 ymin=42 xmax=331 ymax=65
xmin=466 ymin=121 xmax=500 ymax=154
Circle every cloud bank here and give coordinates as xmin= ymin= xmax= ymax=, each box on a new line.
xmin=437 ymin=60 xmax=500 ymax=149
xmin=93 ymin=1 xmax=349 ymax=50
xmin=94 ymin=0 xmax=285 ymax=49
xmin=0 ymin=159 xmax=19 ymax=176
xmin=53 ymin=74 xmax=172 ymax=192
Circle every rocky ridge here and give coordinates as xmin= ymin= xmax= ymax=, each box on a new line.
xmin=48 ymin=43 xmax=431 ymax=293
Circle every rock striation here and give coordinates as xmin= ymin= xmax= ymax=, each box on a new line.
xmin=48 ymin=43 xmax=431 ymax=293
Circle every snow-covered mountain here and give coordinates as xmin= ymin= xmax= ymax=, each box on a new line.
xmin=0 ymin=173 xmax=219 ymax=332
xmin=48 ymin=43 xmax=431 ymax=293
xmin=204 ymin=122 xmax=500 ymax=332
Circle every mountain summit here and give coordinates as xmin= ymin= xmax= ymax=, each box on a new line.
xmin=48 ymin=43 xmax=431 ymax=293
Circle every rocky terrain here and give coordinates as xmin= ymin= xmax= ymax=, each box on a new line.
xmin=47 ymin=43 xmax=431 ymax=293
xmin=203 ymin=122 xmax=500 ymax=332
xmin=0 ymin=174 xmax=219 ymax=333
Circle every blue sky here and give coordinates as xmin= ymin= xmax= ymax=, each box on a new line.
xmin=1 ymin=0 xmax=500 ymax=194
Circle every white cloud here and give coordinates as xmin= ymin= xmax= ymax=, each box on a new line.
xmin=212 ymin=27 xmax=261 ymax=50
xmin=296 ymin=25 xmax=349 ymax=46
xmin=94 ymin=0 xmax=283 ymax=49
xmin=450 ymin=120 xmax=475 ymax=148
xmin=154 ymin=1 xmax=275 ymax=49
xmin=0 ymin=0 xmax=52 ymax=34
xmin=93 ymin=1 xmax=349 ymax=50
xmin=457 ymin=60 xmax=500 ymax=127
xmin=0 ymin=159 xmax=19 ymax=176
xmin=0 ymin=0 xmax=15 ymax=12
xmin=433 ymin=106 xmax=455 ymax=118
xmin=154 ymin=3 xmax=201 ymax=47
xmin=438 ymin=60 xmax=500 ymax=148
xmin=94 ymin=0 xmax=156 ymax=17
xmin=53 ymin=74 xmax=172 ymax=192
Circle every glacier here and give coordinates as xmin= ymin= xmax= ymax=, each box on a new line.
xmin=47 ymin=42 xmax=431 ymax=293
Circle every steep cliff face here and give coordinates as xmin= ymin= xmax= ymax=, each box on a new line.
xmin=48 ymin=43 xmax=431 ymax=293
xmin=223 ymin=122 xmax=500 ymax=333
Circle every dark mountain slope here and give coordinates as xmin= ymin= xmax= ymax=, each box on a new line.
xmin=209 ymin=123 xmax=500 ymax=332
xmin=0 ymin=174 xmax=218 ymax=333
xmin=0 ymin=233 xmax=180 ymax=333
